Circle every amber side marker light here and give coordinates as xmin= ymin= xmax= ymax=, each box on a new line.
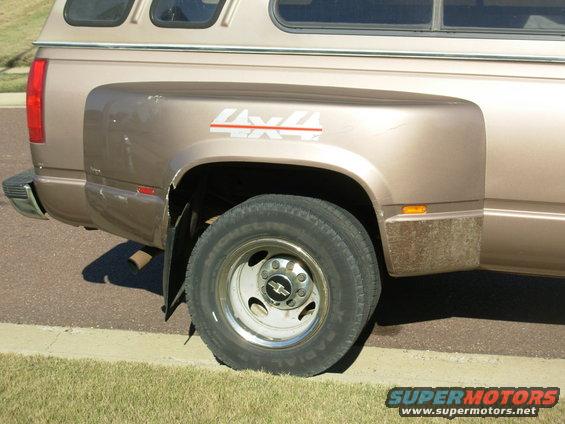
xmin=401 ymin=205 xmax=428 ymax=215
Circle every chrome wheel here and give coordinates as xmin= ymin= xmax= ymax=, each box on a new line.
xmin=217 ymin=238 xmax=329 ymax=348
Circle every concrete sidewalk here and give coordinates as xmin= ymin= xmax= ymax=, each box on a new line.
xmin=0 ymin=67 xmax=28 ymax=107
xmin=0 ymin=93 xmax=25 ymax=108
xmin=0 ymin=67 xmax=29 ymax=74
xmin=1 ymin=322 xmax=563 ymax=387
xmin=3 ymin=67 xmax=29 ymax=75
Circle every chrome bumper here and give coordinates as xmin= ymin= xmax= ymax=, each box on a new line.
xmin=2 ymin=169 xmax=48 ymax=220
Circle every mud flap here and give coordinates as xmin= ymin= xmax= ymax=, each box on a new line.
xmin=162 ymin=178 xmax=208 ymax=320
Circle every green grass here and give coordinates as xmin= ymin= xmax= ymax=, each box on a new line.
xmin=0 ymin=73 xmax=28 ymax=93
xmin=0 ymin=0 xmax=54 ymax=68
xmin=0 ymin=354 xmax=562 ymax=423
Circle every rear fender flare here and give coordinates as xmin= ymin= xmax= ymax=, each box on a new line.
xmin=167 ymin=138 xmax=390 ymax=207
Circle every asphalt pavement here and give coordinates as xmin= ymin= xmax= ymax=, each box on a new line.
xmin=1 ymin=108 xmax=564 ymax=359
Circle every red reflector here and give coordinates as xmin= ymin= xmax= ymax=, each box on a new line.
xmin=137 ymin=186 xmax=156 ymax=196
xmin=27 ymin=59 xmax=48 ymax=143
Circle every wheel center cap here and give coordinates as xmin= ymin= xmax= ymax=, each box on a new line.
xmin=266 ymin=275 xmax=293 ymax=302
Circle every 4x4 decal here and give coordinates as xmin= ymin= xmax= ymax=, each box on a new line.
xmin=210 ymin=108 xmax=323 ymax=141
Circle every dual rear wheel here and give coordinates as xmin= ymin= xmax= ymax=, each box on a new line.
xmin=185 ymin=195 xmax=381 ymax=376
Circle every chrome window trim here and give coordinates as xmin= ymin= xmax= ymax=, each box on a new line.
xmin=33 ymin=41 xmax=565 ymax=63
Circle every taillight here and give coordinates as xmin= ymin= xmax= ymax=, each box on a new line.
xmin=27 ymin=58 xmax=48 ymax=143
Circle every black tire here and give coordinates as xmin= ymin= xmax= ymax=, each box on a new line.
xmin=185 ymin=194 xmax=378 ymax=376
xmin=299 ymin=197 xmax=381 ymax=322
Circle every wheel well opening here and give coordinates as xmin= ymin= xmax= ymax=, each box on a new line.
xmin=169 ymin=162 xmax=380 ymax=242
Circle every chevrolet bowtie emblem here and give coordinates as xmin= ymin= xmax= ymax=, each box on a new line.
xmin=268 ymin=281 xmax=290 ymax=297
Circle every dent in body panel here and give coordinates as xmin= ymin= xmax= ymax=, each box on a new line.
xmin=84 ymin=91 xmax=165 ymax=188
xmin=85 ymin=181 xmax=165 ymax=247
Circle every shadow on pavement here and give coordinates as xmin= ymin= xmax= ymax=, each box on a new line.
xmin=82 ymin=241 xmax=164 ymax=296
xmin=330 ymin=270 xmax=565 ymax=373
xmin=375 ymin=270 xmax=565 ymax=327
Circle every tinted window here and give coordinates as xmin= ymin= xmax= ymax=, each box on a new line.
xmin=64 ymin=0 xmax=135 ymax=27
xmin=444 ymin=0 xmax=565 ymax=32
xmin=275 ymin=0 xmax=434 ymax=29
xmin=151 ymin=0 xmax=227 ymax=28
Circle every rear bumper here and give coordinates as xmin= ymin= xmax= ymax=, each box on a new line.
xmin=2 ymin=169 xmax=48 ymax=220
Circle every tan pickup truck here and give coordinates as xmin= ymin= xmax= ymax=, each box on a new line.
xmin=3 ymin=0 xmax=565 ymax=376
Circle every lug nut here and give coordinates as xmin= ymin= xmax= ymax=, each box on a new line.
xmin=286 ymin=261 xmax=295 ymax=271
xmin=297 ymin=289 xmax=306 ymax=297
xmin=272 ymin=260 xmax=280 ymax=270
xmin=297 ymin=273 xmax=306 ymax=282
xmin=288 ymin=300 xmax=296 ymax=307
xmin=261 ymin=270 xmax=269 ymax=279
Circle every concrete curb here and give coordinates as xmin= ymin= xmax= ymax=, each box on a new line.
xmin=1 ymin=323 xmax=563 ymax=387
xmin=0 ymin=92 xmax=25 ymax=108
